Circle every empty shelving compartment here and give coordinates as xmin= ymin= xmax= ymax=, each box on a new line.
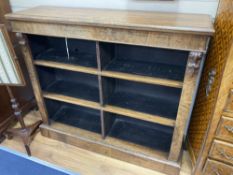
xmin=99 ymin=42 xmax=188 ymax=81
xmin=28 ymin=35 xmax=98 ymax=68
xmin=104 ymin=113 xmax=173 ymax=152
xmin=102 ymin=78 xmax=181 ymax=120
xmin=36 ymin=66 xmax=100 ymax=102
xmin=45 ymin=99 xmax=101 ymax=133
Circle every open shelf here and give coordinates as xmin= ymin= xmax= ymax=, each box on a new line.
xmin=34 ymin=60 xmax=182 ymax=88
xmin=42 ymin=92 xmax=174 ymax=126
xmin=34 ymin=60 xmax=98 ymax=75
xmin=36 ymin=66 xmax=100 ymax=103
xmin=43 ymin=92 xmax=101 ymax=110
xmin=101 ymin=71 xmax=183 ymax=88
xmin=40 ymin=119 xmax=170 ymax=161
xmin=45 ymin=99 xmax=101 ymax=134
xmin=99 ymin=42 xmax=188 ymax=82
xmin=28 ymin=35 xmax=97 ymax=68
xmin=104 ymin=105 xmax=175 ymax=126
xmin=104 ymin=113 xmax=173 ymax=153
xmin=102 ymin=78 xmax=181 ymax=120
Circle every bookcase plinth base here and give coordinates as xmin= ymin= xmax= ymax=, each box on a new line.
xmin=40 ymin=124 xmax=181 ymax=175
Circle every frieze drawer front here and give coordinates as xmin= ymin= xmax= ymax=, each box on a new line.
xmin=225 ymin=89 xmax=233 ymax=114
xmin=209 ymin=140 xmax=233 ymax=165
xmin=216 ymin=116 xmax=233 ymax=143
xmin=203 ymin=159 xmax=233 ymax=175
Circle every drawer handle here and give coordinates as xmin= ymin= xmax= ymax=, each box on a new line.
xmin=218 ymin=148 xmax=233 ymax=161
xmin=224 ymin=125 xmax=233 ymax=133
xmin=214 ymin=170 xmax=221 ymax=175
xmin=206 ymin=69 xmax=216 ymax=97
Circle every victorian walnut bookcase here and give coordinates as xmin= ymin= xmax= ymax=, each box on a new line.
xmin=6 ymin=7 xmax=214 ymax=175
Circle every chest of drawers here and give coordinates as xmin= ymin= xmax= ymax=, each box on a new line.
xmin=188 ymin=0 xmax=233 ymax=174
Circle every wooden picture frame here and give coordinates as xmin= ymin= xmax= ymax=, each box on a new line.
xmin=0 ymin=24 xmax=25 ymax=86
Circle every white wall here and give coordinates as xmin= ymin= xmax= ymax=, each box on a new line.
xmin=10 ymin=0 xmax=219 ymax=18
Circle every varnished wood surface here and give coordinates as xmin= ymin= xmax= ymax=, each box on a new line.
xmin=169 ymin=52 xmax=202 ymax=161
xmin=43 ymin=92 xmax=101 ymax=110
xmin=203 ymin=159 xmax=233 ymax=175
xmin=34 ymin=60 xmax=183 ymax=88
xmin=224 ymin=89 xmax=233 ymax=113
xmin=1 ymin=111 xmax=192 ymax=175
xmin=4 ymin=6 xmax=211 ymax=171
xmin=188 ymin=1 xmax=233 ymax=172
xmin=40 ymin=123 xmax=181 ymax=175
xmin=43 ymin=91 xmax=175 ymax=127
xmin=45 ymin=120 xmax=168 ymax=161
xmin=194 ymin=40 xmax=233 ymax=174
xmin=5 ymin=6 xmax=214 ymax=35
xmin=19 ymin=35 xmax=48 ymax=123
xmin=215 ymin=116 xmax=233 ymax=143
xmin=101 ymin=70 xmax=183 ymax=88
xmin=8 ymin=21 xmax=209 ymax=52
xmin=104 ymin=105 xmax=175 ymax=127
xmin=6 ymin=6 xmax=213 ymax=52
xmin=34 ymin=60 xmax=99 ymax=75
xmin=209 ymin=140 xmax=233 ymax=166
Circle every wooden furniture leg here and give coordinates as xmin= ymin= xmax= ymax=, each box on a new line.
xmin=5 ymin=86 xmax=42 ymax=156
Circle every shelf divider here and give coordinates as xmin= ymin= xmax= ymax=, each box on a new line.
xmin=96 ymin=41 xmax=111 ymax=138
xmin=100 ymin=111 xmax=115 ymax=138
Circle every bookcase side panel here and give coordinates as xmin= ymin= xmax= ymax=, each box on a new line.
xmin=19 ymin=34 xmax=49 ymax=123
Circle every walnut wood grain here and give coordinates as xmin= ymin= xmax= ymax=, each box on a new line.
xmin=5 ymin=6 xmax=214 ymax=35
xmin=104 ymin=105 xmax=175 ymax=127
xmin=169 ymin=52 xmax=202 ymax=161
xmin=8 ymin=21 xmax=209 ymax=52
xmin=18 ymin=34 xmax=48 ymax=123
xmin=194 ymin=42 xmax=233 ymax=175
xmin=203 ymin=159 xmax=233 ymax=175
xmin=101 ymin=70 xmax=183 ymax=88
xmin=43 ymin=91 xmax=175 ymax=127
xmin=6 ymin=6 xmax=214 ymax=52
xmin=43 ymin=92 xmax=101 ymax=110
xmin=188 ymin=1 xmax=233 ymax=172
xmin=209 ymin=140 xmax=233 ymax=166
xmin=34 ymin=60 xmax=98 ymax=75
xmin=224 ymin=89 xmax=233 ymax=114
xmin=40 ymin=122 xmax=181 ymax=175
xmin=216 ymin=116 xmax=233 ymax=143
xmin=34 ymin=60 xmax=183 ymax=88
xmin=5 ymin=6 xmax=212 ymax=172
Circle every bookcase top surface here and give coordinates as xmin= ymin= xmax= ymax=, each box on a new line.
xmin=6 ymin=6 xmax=214 ymax=35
